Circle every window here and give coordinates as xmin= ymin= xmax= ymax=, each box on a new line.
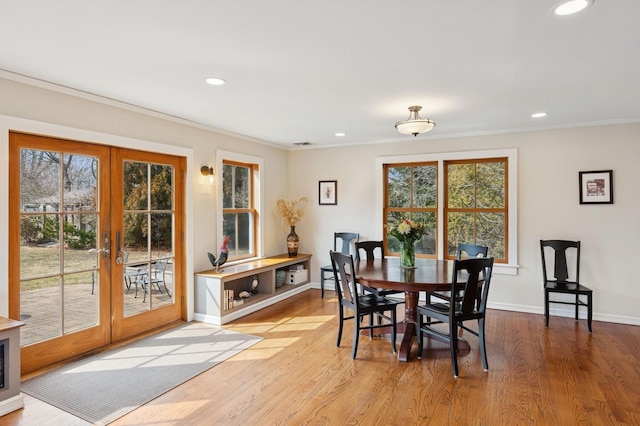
xmin=377 ymin=149 xmax=516 ymax=271
xmin=217 ymin=151 xmax=263 ymax=261
xmin=444 ymin=158 xmax=507 ymax=262
xmin=384 ymin=162 xmax=438 ymax=257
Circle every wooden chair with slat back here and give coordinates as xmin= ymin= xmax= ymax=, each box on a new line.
xmin=427 ymin=243 xmax=488 ymax=304
xmin=355 ymin=241 xmax=403 ymax=299
xmin=330 ymin=250 xmax=402 ymax=359
xmin=319 ymin=232 xmax=358 ymax=298
xmin=540 ymin=240 xmax=592 ymax=332
xmin=417 ymin=257 xmax=495 ymax=378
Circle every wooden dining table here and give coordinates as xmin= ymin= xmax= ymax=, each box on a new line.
xmin=355 ymin=257 xmax=463 ymax=362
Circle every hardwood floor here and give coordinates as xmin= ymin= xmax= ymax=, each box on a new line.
xmin=5 ymin=289 xmax=640 ymax=425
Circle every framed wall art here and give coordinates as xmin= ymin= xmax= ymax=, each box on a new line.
xmin=579 ymin=170 xmax=613 ymax=204
xmin=319 ymin=180 xmax=337 ymax=205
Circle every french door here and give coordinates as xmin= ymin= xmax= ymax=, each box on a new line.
xmin=9 ymin=132 xmax=185 ymax=374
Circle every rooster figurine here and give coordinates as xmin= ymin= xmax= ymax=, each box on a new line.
xmin=208 ymin=235 xmax=231 ymax=272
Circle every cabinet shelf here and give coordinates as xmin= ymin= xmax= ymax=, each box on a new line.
xmin=194 ymin=254 xmax=311 ymax=325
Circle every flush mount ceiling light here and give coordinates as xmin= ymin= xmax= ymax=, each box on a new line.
xmin=205 ymin=77 xmax=226 ymax=86
xmin=531 ymin=112 xmax=548 ymax=118
xmin=395 ymin=106 xmax=436 ymax=136
xmin=553 ymin=0 xmax=593 ymax=16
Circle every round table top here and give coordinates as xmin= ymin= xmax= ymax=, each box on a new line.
xmin=355 ymin=257 xmax=455 ymax=292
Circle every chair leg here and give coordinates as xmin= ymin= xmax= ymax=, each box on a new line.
xmin=478 ymin=318 xmax=489 ymax=371
xmin=163 ymin=280 xmax=171 ymax=297
xmin=352 ymin=315 xmax=360 ymax=359
xmin=390 ymin=308 xmax=397 ymax=354
xmin=417 ymin=314 xmax=423 ymax=359
xmin=575 ymin=294 xmax=579 ymax=321
xmin=336 ymin=306 xmax=344 ymax=347
xmin=321 ymin=270 xmax=326 ymax=298
xmin=450 ymin=320 xmax=459 ymax=378
xmin=587 ymin=293 xmax=593 ymax=332
xmin=369 ymin=313 xmax=374 ymax=339
xmin=544 ymin=290 xmax=550 ymax=328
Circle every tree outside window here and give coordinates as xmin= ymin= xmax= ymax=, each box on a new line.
xmin=383 ymin=157 xmax=509 ymax=263
xmin=222 ymin=160 xmax=257 ymax=260
xmin=445 ymin=158 xmax=507 ymax=262
xmin=384 ymin=163 xmax=438 ymax=257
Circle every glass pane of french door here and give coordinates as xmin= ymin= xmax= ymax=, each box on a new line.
xmin=9 ymin=132 xmax=111 ymax=374
xmin=111 ymin=148 xmax=183 ymax=342
xmin=11 ymin=133 xmax=184 ymax=373
xmin=18 ymin=149 xmax=101 ymax=345
xmin=122 ymin=161 xmax=175 ymax=317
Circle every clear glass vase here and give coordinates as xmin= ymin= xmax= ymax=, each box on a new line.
xmin=400 ymin=241 xmax=416 ymax=268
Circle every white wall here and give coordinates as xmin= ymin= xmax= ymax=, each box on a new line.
xmin=2 ymin=75 xmax=639 ymax=326
xmin=289 ymin=123 xmax=640 ymax=325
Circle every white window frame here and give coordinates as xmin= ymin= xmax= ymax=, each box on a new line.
xmin=216 ymin=149 xmax=264 ymax=262
xmin=375 ymin=148 xmax=518 ymax=276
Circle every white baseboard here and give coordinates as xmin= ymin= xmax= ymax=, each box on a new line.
xmin=0 ymin=394 xmax=24 ymax=417
xmin=310 ymin=282 xmax=640 ymax=326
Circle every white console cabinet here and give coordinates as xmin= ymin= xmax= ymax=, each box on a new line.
xmin=0 ymin=317 xmax=24 ymax=417
xmin=194 ymin=254 xmax=311 ymax=325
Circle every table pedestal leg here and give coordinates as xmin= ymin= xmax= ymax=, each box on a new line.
xmin=397 ymin=290 xmax=470 ymax=362
xmin=398 ymin=321 xmax=415 ymax=362
xmin=397 ymin=291 xmax=419 ymax=362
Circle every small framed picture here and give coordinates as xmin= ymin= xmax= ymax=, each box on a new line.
xmin=319 ymin=180 xmax=337 ymax=205
xmin=579 ymin=170 xmax=613 ymax=204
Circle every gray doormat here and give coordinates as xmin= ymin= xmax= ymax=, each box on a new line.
xmin=22 ymin=322 xmax=262 ymax=425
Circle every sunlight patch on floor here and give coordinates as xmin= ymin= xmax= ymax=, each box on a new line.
xmin=224 ymin=314 xmax=336 ymax=359
xmin=115 ymin=399 xmax=211 ymax=424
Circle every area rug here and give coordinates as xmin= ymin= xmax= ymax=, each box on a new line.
xmin=21 ymin=322 xmax=262 ymax=425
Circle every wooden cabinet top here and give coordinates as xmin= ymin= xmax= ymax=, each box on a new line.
xmin=0 ymin=317 xmax=25 ymax=332
xmin=196 ymin=253 xmax=311 ymax=278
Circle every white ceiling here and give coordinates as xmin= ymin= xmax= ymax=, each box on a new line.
xmin=1 ymin=1 xmax=639 ymax=149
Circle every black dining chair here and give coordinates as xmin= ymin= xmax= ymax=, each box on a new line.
xmin=330 ymin=250 xmax=402 ymax=359
xmin=427 ymin=242 xmax=489 ymax=303
xmin=457 ymin=243 xmax=489 ymax=260
xmin=417 ymin=257 xmax=494 ymax=378
xmin=320 ymin=232 xmax=358 ymax=298
xmin=540 ymin=240 xmax=592 ymax=332
xmin=355 ymin=241 xmax=403 ymax=299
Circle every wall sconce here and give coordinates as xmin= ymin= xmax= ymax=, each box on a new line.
xmin=201 ymin=166 xmax=215 ymax=184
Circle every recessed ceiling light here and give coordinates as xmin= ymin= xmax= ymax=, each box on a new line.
xmin=205 ymin=77 xmax=226 ymax=86
xmin=531 ymin=112 xmax=548 ymax=118
xmin=553 ymin=0 xmax=593 ymax=16
xmin=335 ymin=132 xmax=346 ymax=137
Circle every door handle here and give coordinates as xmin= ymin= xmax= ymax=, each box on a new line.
xmin=89 ymin=232 xmax=110 ymax=258
xmin=115 ymin=231 xmax=125 ymax=264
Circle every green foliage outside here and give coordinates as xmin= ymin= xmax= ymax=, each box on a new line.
xmin=123 ymin=162 xmax=173 ymax=251
xmin=20 ymin=215 xmax=96 ymax=249
xmin=386 ymin=160 xmax=506 ymax=260
xmin=222 ymin=163 xmax=252 ymax=257
xmin=446 ymin=161 xmax=505 ymax=258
